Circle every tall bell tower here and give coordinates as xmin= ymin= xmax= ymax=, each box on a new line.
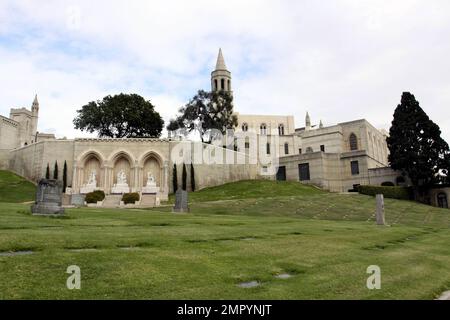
xmin=211 ymin=48 xmax=232 ymax=95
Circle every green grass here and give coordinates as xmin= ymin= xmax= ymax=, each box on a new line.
xmin=0 ymin=170 xmax=35 ymax=203
xmin=1 ymin=178 xmax=450 ymax=299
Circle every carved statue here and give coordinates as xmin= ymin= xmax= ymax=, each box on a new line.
xmin=117 ymin=170 xmax=127 ymax=185
xmin=87 ymin=170 xmax=97 ymax=186
xmin=146 ymin=172 xmax=156 ymax=186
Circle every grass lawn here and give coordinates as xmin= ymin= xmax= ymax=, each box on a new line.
xmin=0 ymin=170 xmax=35 ymax=203
xmin=1 ymin=178 xmax=450 ymax=299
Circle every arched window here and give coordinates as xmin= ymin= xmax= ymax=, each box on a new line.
xmin=221 ymin=78 xmax=225 ymax=90
xmin=214 ymin=79 xmax=218 ymax=91
xmin=284 ymin=143 xmax=289 ymax=155
xmin=349 ymin=133 xmax=358 ymax=151
xmin=278 ymin=124 xmax=285 ymax=136
xmin=242 ymin=123 xmax=248 ymax=132
xmin=437 ymin=193 xmax=448 ymax=209
xmin=227 ymin=80 xmax=231 ymax=91
xmin=260 ymin=124 xmax=267 ymax=135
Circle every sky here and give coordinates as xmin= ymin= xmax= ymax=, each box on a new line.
xmin=0 ymin=0 xmax=449 ymax=141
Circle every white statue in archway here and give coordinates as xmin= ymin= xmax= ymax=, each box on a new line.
xmin=87 ymin=170 xmax=97 ymax=187
xmin=117 ymin=170 xmax=127 ymax=185
xmin=146 ymin=172 xmax=156 ymax=187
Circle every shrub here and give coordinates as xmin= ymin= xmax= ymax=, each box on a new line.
xmin=122 ymin=192 xmax=140 ymax=204
xmin=357 ymin=185 xmax=413 ymax=200
xmin=85 ymin=190 xmax=105 ymax=203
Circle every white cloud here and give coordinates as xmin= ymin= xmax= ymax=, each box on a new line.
xmin=0 ymin=0 xmax=449 ymax=141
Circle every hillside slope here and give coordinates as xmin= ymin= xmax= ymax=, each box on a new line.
xmin=0 ymin=170 xmax=35 ymax=203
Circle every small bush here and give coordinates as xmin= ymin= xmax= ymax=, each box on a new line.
xmin=357 ymin=185 xmax=412 ymax=200
xmin=122 ymin=192 xmax=140 ymax=204
xmin=85 ymin=190 xmax=105 ymax=204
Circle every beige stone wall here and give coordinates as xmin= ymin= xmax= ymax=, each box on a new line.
xmin=9 ymin=140 xmax=75 ymax=183
xmin=236 ymin=113 xmax=296 ymax=135
xmin=169 ymin=141 xmax=259 ymax=192
xmin=300 ymin=125 xmax=343 ymax=154
xmin=0 ymin=116 xmax=19 ymax=151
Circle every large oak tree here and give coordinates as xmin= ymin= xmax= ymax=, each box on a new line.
xmin=74 ymin=93 xmax=164 ymax=138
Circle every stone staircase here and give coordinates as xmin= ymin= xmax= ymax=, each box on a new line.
xmin=103 ymin=195 xmax=122 ymax=207
xmin=140 ymin=194 xmax=156 ymax=207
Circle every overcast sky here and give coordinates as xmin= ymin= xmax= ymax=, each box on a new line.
xmin=1 ymin=0 xmax=449 ymax=141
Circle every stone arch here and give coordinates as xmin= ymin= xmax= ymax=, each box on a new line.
xmin=78 ymin=150 xmax=105 ymax=188
xmin=110 ymin=151 xmax=134 ymax=187
xmin=140 ymin=151 xmax=164 ymax=188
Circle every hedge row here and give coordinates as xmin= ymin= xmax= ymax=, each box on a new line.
xmin=85 ymin=190 xmax=106 ymax=203
xmin=357 ymin=185 xmax=413 ymax=200
xmin=122 ymin=192 xmax=140 ymax=204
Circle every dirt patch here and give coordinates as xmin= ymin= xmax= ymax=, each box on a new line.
xmin=0 ymin=250 xmax=34 ymax=257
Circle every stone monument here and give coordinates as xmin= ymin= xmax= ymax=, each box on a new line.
xmin=173 ymin=189 xmax=189 ymax=213
xmin=80 ymin=170 xmax=97 ymax=194
xmin=111 ymin=169 xmax=130 ymax=194
xmin=142 ymin=171 xmax=160 ymax=194
xmin=376 ymin=194 xmax=386 ymax=225
xmin=31 ymin=179 xmax=65 ymax=215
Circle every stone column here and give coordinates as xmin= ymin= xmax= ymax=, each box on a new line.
xmin=376 ymin=194 xmax=386 ymax=225
xmin=163 ymin=161 xmax=169 ymax=194
xmin=72 ymin=165 xmax=78 ymax=192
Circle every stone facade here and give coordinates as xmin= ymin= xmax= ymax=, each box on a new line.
xmin=2 ymin=49 xmax=406 ymax=200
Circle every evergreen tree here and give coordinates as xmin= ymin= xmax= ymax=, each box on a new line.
xmin=190 ymin=164 xmax=196 ymax=192
xmin=53 ymin=161 xmax=58 ymax=180
xmin=63 ymin=161 xmax=68 ymax=192
xmin=45 ymin=163 xmax=50 ymax=179
xmin=387 ymin=92 xmax=450 ymax=189
xmin=173 ymin=164 xmax=178 ymax=193
xmin=182 ymin=163 xmax=187 ymax=191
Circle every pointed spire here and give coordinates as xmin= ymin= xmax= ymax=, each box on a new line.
xmin=305 ymin=112 xmax=311 ymax=131
xmin=215 ymin=48 xmax=227 ymax=70
xmin=33 ymin=94 xmax=39 ymax=105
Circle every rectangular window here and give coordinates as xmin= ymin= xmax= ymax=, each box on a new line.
xmin=245 ymin=142 xmax=250 ymax=149
xmin=299 ymin=148 xmax=302 ymax=154
xmin=299 ymin=163 xmax=310 ymax=181
xmin=284 ymin=143 xmax=289 ymax=155
xmin=266 ymin=143 xmax=271 ymax=154
xmin=351 ymin=161 xmax=360 ymax=175
xmin=320 ymin=145 xmax=325 ymax=152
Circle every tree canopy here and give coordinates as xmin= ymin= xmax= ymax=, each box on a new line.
xmin=167 ymin=90 xmax=237 ymax=143
xmin=387 ymin=92 xmax=450 ymax=188
xmin=73 ymin=93 xmax=164 ymax=138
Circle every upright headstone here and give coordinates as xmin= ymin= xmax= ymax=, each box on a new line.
xmin=376 ymin=194 xmax=386 ymax=225
xmin=31 ymin=179 xmax=65 ymax=215
xmin=173 ymin=189 xmax=189 ymax=213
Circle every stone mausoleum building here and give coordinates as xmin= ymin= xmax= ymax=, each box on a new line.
xmin=1 ymin=49 xmax=446 ymax=208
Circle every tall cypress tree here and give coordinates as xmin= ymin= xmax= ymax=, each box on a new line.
xmin=53 ymin=161 xmax=58 ymax=180
xmin=182 ymin=163 xmax=187 ymax=191
xmin=190 ymin=163 xmax=196 ymax=192
xmin=387 ymin=92 xmax=450 ymax=189
xmin=173 ymin=164 xmax=178 ymax=193
xmin=63 ymin=161 xmax=68 ymax=192
xmin=45 ymin=163 xmax=50 ymax=179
